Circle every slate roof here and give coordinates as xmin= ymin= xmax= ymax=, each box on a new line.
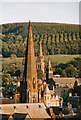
xmin=54 ymin=77 xmax=79 ymax=88
xmin=0 ymin=103 xmax=50 ymax=119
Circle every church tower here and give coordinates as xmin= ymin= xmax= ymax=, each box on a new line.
xmin=46 ymin=57 xmax=53 ymax=79
xmin=20 ymin=21 xmax=40 ymax=103
xmin=37 ymin=41 xmax=44 ymax=73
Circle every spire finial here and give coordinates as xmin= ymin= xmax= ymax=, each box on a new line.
xmin=39 ymin=40 xmax=43 ymax=57
xmin=29 ymin=20 xmax=31 ymax=27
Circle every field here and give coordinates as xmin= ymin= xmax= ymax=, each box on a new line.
xmin=2 ymin=54 xmax=80 ymax=66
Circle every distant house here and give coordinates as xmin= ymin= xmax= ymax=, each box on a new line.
xmin=67 ymin=96 xmax=81 ymax=110
xmin=53 ymin=75 xmax=61 ymax=78
xmin=55 ymin=85 xmax=69 ymax=97
xmin=44 ymin=85 xmax=63 ymax=107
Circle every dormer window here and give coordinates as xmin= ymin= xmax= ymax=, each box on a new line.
xmin=14 ymin=105 xmax=16 ymax=112
xmin=0 ymin=107 xmax=1 ymax=112
xmin=26 ymin=105 xmax=29 ymax=109
xmin=39 ymin=105 xmax=42 ymax=108
xmin=14 ymin=106 xmax=16 ymax=109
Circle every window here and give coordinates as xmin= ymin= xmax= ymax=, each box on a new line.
xmin=33 ymin=78 xmax=35 ymax=89
xmin=40 ymin=65 xmax=41 ymax=69
xmin=38 ymin=65 xmax=40 ymax=68
xmin=47 ymin=96 xmax=49 ymax=100
xmin=26 ymin=105 xmax=29 ymax=109
xmin=39 ymin=105 xmax=42 ymax=108
xmin=14 ymin=105 xmax=16 ymax=112
xmin=45 ymin=96 xmax=46 ymax=100
xmin=32 ymin=95 xmax=36 ymax=103
xmin=14 ymin=106 xmax=16 ymax=109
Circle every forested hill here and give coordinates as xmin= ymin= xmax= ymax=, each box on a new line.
xmin=2 ymin=22 xmax=80 ymax=57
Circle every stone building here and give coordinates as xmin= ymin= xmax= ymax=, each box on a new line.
xmin=37 ymin=41 xmax=44 ymax=73
xmin=0 ymin=103 xmax=51 ymax=120
xmin=20 ymin=21 xmax=41 ymax=103
xmin=44 ymin=85 xmax=62 ymax=107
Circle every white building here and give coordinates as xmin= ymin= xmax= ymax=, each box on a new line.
xmin=44 ymin=85 xmax=62 ymax=107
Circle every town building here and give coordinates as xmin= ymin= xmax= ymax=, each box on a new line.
xmin=0 ymin=103 xmax=51 ymax=120
xmin=44 ymin=85 xmax=62 ymax=107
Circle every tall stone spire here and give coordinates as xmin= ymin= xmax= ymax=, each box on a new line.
xmin=20 ymin=21 xmax=39 ymax=103
xmin=39 ymin=41 xmax=43 ymax=57
xmin=37 ymin=41 xmax=44 ymax=73
xmin=46 ymin=57 xmax=53 ymax=79
xmin=23 ymin=20 xmax=37 ymax=92
xmin=48 ymin=57 xmax=51 ymax=71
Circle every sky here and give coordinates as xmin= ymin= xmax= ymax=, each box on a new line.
xmin=0 ymin=1 xmax=80 ymax=25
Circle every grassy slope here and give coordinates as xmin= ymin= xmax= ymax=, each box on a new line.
xmin=2 ymin=55 xmax=80 ymax=66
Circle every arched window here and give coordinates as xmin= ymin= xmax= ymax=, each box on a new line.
xmin=32 ymin=95 xmax=36 ymax=103
xmin=33 ymin=78 xmax=35 ymax=89
xmin=38 ymin=65 xmax=40 ymax=69
xmin=40 ymin=65 xmax=41 ymax=69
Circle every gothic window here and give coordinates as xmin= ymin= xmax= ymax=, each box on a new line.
xmin=45 ymin=96 xmax=46 ymax=100
xmin=33 ymin=78 xmax=35 ymax=89
xmin=38 ymin=65 xmax=40 ymax=69
xmin=47 ymin=96 xmax=49 ymax=100
xmin=40 ymin=65 xmax=41 ymax=69
xmin=32 ymin=95 xmax=36 ymax=103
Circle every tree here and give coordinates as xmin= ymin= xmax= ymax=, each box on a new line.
xmin=37 ymin=69 xmax=44 ymax=79
xmin=10 ymin=54 xmax=17 ymax=59
xmin=66 ymin=64 xmax=76 ymax=77
xmin=14 ymin=69 xmax=21 ymax=77
xmin=61 ymin=70 xmax=67 ymax=77
xmin=2 ymin=73 xmax=13 ymax=86
xmin=74 ymin=80 xmax=78 ymax=93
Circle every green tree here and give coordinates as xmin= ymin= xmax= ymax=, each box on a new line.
xmin=2 ymin=73 xmax=13 ymax=86
xmin=10 ymin=54 xmax=17 ymax=59
xmin=37 ymin=69 xmax=44 ymax=79
xmin=61 ymin=70 xmax=67 ymax=77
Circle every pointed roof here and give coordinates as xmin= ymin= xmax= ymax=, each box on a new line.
xmin=23 ymin=21 xmax=37 ymax=92
xmin=44 ymin=85 xmax=50 ymax=94
xmin=39 ymin=41 xmax=43 ymax=57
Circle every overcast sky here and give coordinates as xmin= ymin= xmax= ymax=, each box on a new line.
xmin=0 ymin=1 xmax=80 ymax=24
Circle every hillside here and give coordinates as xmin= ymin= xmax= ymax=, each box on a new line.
xmin=2 ymin=22 xmax=80 ymax=57
xmin=2 ymin=55 xmax=80 ymax=77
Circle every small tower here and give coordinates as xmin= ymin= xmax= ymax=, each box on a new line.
xmin=20 ymin=21 xmax=40 ymax=103
xmin=46 ymin=57 xmax=53 ymax=79
xmin=37 ymin=41 xmax=44 ymax=73
xmin=44 ymin=85 xmax=51 ymax=107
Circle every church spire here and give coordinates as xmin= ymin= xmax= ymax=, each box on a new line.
xmin=20 ymin=21 xmax=41 ymax=103
xmin=23 ymin=20 xmax=37 ymax=92
xmin=39 ymin=41 xmax=43 ymax=57
xmin=37 ymin=40 xmax=44 ymax=73
xmin=46 ymin=57 xmax=53 ymax=79
xmin=48 ymin=57 xmax=51 ymax=70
